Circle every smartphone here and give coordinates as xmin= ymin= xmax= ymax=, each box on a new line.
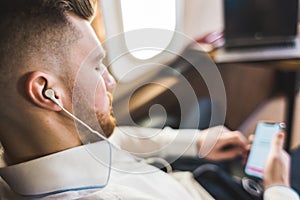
xmin=244 ymin=121 xmax=286 ymax=179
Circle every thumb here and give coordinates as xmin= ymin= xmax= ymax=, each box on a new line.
xmin=271 ymin=131 xmax=285 ymax=152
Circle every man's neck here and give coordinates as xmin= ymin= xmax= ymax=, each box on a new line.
xmin=0 ymin=116 xmax=82 ymax=165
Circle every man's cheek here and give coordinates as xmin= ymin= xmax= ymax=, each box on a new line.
xmin=94 ymin=90 xmax=109 ymax=113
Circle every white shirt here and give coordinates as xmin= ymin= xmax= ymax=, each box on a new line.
xmin=0 ymin=126 xmax=298 ymax=200
xmin=0 ymin=140 xmax=195 ymax=199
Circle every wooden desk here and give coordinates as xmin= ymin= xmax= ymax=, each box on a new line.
xmin=210 ymin=51 xmax=300 ymax=152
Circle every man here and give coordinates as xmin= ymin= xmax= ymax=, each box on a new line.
xmin=0 ymin=0 xmax=298 ymax=199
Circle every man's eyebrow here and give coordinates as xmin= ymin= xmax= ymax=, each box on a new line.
xmin=97 ymin=50 xmax=106 ymax=60
xmin=89 ymin=46 xmax=106 ymax=63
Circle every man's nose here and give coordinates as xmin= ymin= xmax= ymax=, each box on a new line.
xmin=103 ymin=70 xmax=116 ymax=93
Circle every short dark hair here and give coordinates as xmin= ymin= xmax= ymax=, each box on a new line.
xmin=0 ymin=0 xmax=96 ymax=87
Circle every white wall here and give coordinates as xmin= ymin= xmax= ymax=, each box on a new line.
xmin=182 ymin=0 xmax=223 ymax=39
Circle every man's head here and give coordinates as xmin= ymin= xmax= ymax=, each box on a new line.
xmin=0 ymin=0 xmax=116 ymax=164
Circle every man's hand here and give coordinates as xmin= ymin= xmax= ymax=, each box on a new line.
xmin=198 ymin=126 xmax=247 ymax=161
xmin=263 ymin=132 xmax=290 ymax=188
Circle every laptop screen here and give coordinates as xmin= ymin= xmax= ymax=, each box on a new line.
xmin=224 ymin=0 xmax=299 ymax=47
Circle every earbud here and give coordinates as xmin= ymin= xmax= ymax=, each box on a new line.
xmin=44 ymin=89 xmax=55 ymax=99
xmin=44 ymin=89 xmax=62 ymax=107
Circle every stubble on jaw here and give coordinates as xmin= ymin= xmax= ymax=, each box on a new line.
xmin=71 ymin=89 xmax=116 ymax=143
xmin=95 ymin=92 xmax=116 ymax=138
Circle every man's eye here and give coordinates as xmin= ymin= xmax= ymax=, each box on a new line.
xmin=95 ymin=63 xmax=106 ymax=74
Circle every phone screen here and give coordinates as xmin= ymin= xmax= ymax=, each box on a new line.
xmin=245 ymin=122 xmax=285 ymax=179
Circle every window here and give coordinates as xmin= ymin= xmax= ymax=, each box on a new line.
xmin=120 ymin=0 xmax=176 ymax=59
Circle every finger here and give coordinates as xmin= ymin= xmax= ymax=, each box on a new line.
xmin=248 ymin=134 xmax=254 ymax=144
xmin=235 ymin=131 xmax=248 ymax=144
xmin=246 ymin=144 xmax=251 ymax=152
xmin=271 ymin=131 xmax=285 ymax=152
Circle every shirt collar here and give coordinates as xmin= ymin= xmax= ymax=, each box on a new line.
xmin=0 ymin=141 xmax=115 ymax=198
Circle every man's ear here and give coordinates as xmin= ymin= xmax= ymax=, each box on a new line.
xmin=25 ymin=71 xmax=63 ymax=111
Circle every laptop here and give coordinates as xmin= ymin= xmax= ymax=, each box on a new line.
xmin=214 ymin=0 xmax=300 ymax=63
